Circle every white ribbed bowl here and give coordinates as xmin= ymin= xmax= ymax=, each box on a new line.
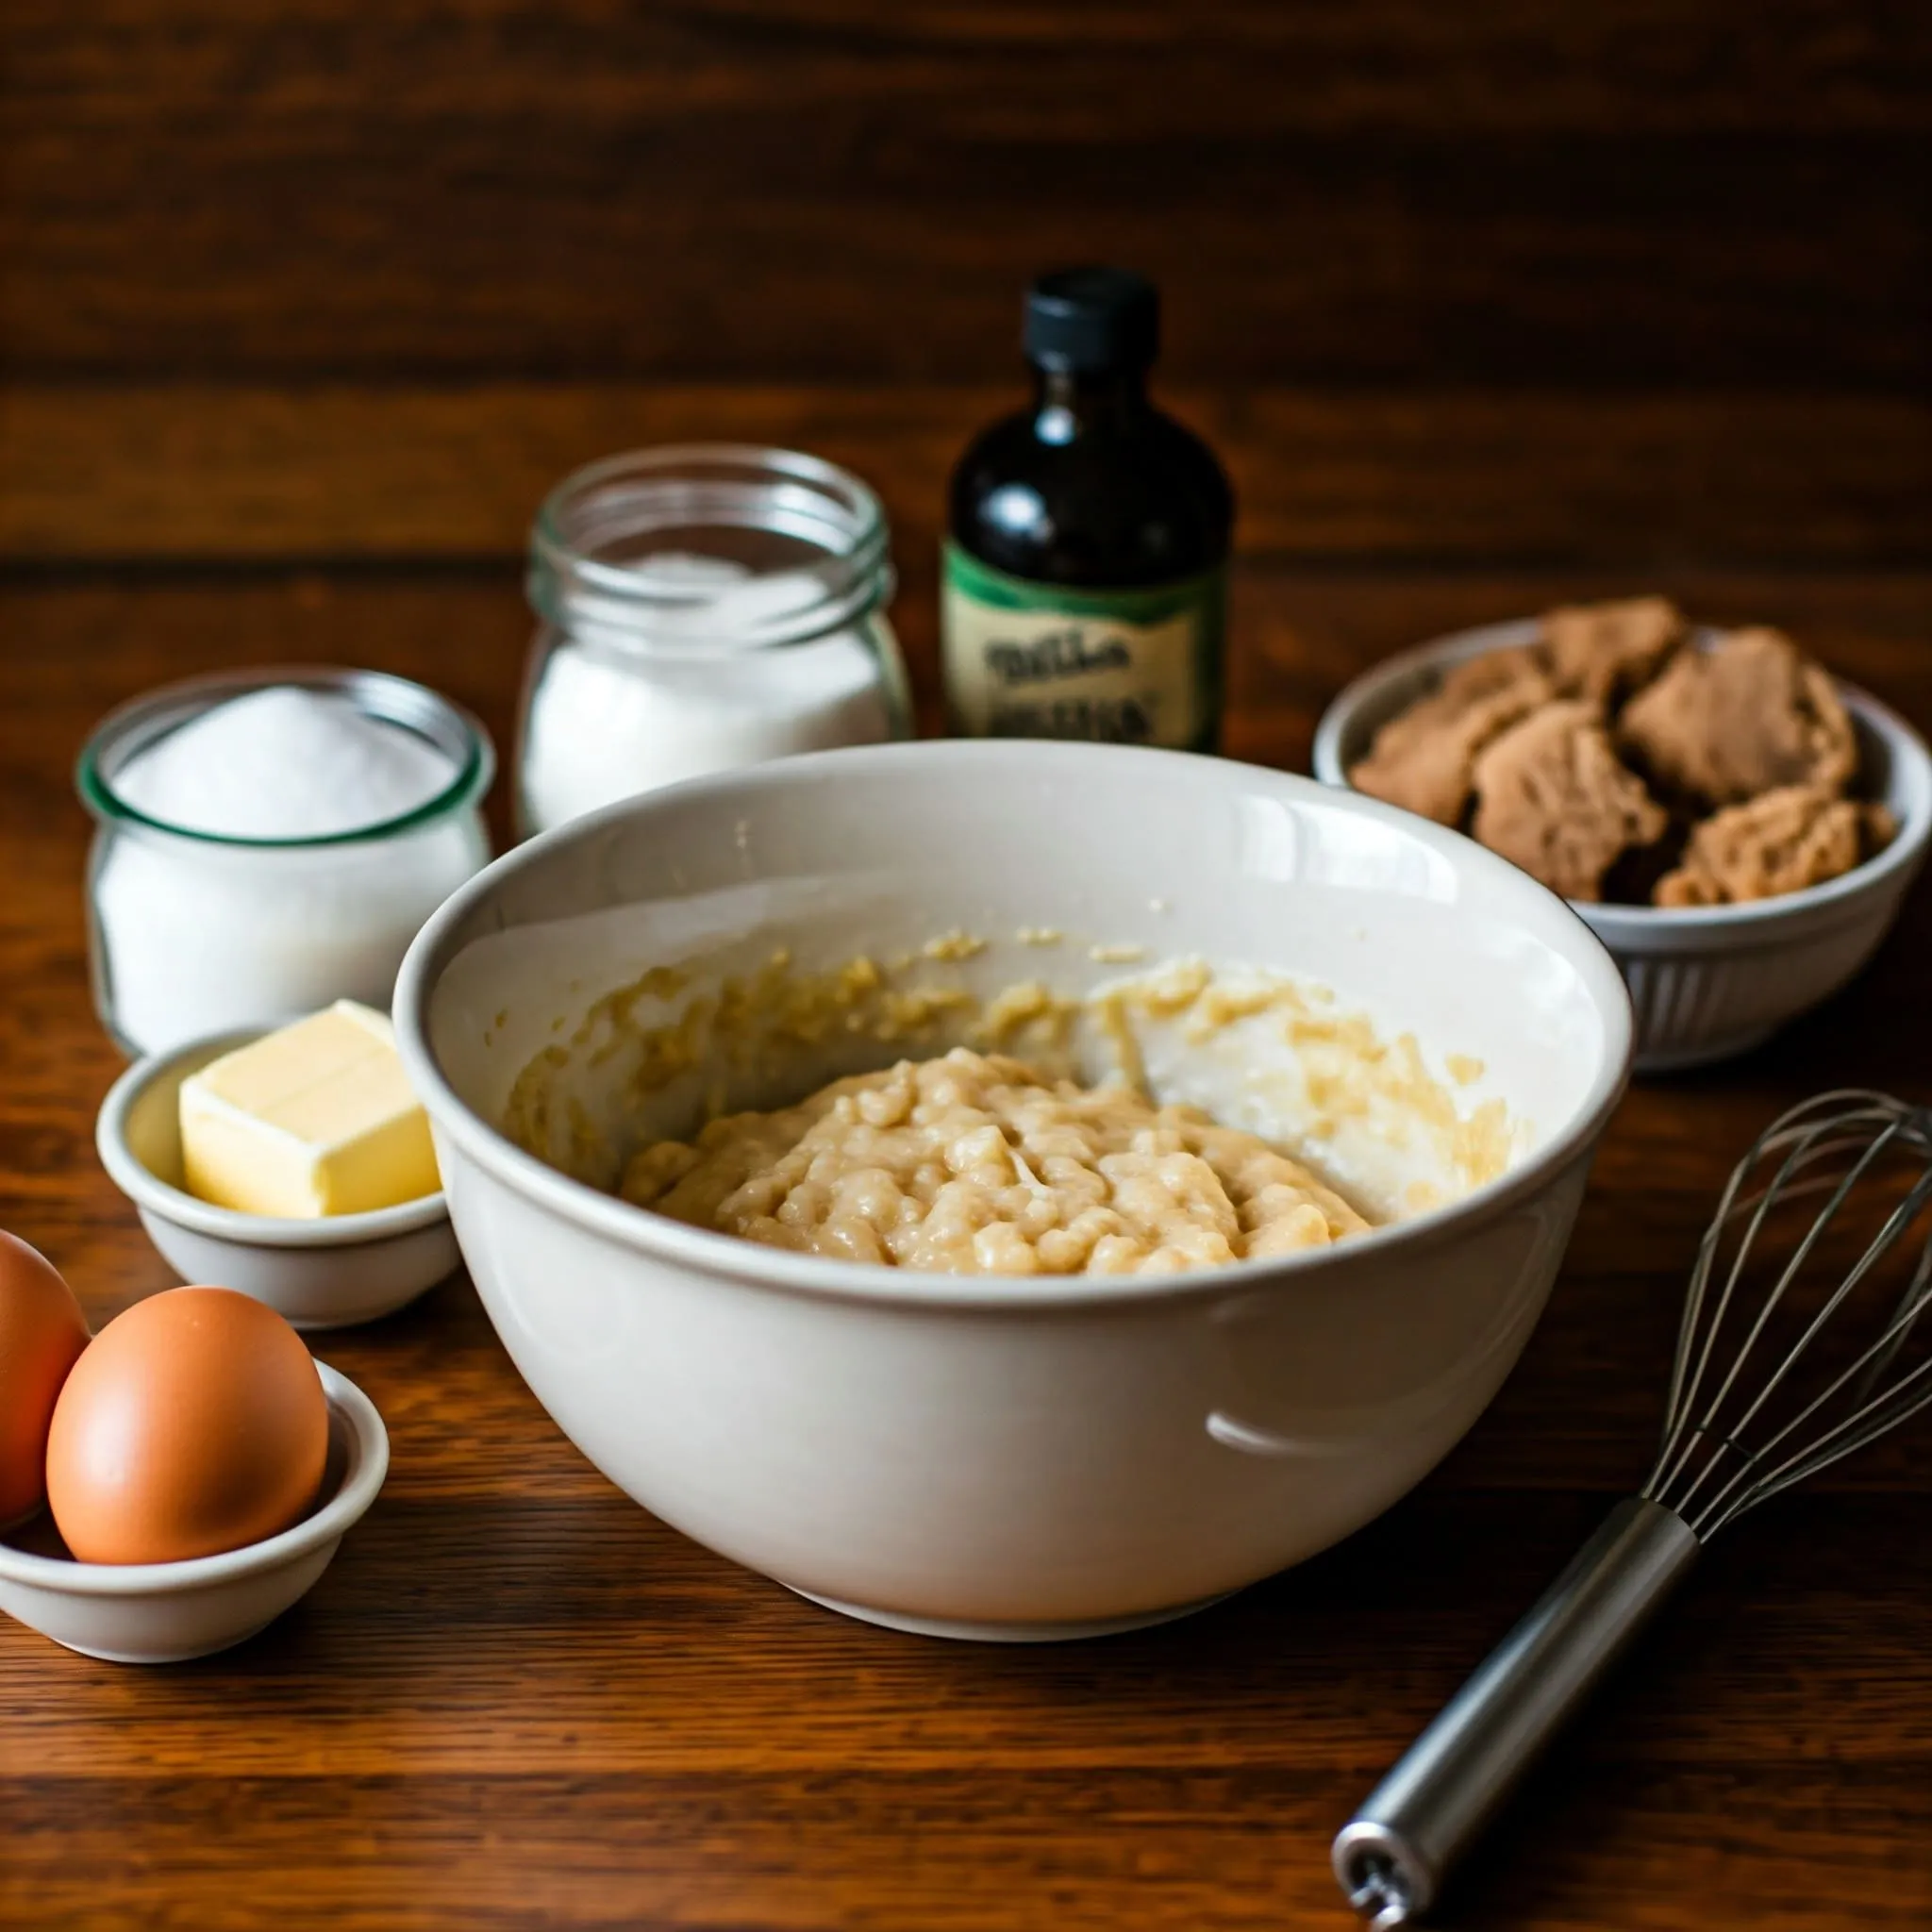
xmin=1312 ymin=620 xmax=1932 ymax=1073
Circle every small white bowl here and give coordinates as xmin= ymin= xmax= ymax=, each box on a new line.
xmin=0 ymin=1363 xmax=387 ymax=1663
xmin=1312 ymin=619 xmax=1932 ymax=1073
xmin=96 ymin=1027 xmax=461 ymax=1328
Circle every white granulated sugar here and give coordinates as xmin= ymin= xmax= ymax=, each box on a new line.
xmin=93 ymin=685 xmax=486 ymax=1055
xmin=519 ymin=617 xmax=895 ymax=835
xmin=115 ymin=687 xmax=455 ymax=838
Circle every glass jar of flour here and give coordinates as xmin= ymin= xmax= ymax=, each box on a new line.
xmin=516 ymin=445 xmax=910 ymax=837
xmin=78 ymin=668 xmax=493 ymax=1057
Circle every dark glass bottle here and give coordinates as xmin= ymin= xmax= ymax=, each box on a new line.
xmin=942 ymin=268 xmax=1234 ymax=750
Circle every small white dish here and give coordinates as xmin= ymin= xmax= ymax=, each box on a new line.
xmin=96 ymin=1027 xmax=460 ymax=1328
xmin=0 ymin=1363 xmax=387 ymax=1664
xmin=1312 ymin=619 xmax=1932 ymax=1072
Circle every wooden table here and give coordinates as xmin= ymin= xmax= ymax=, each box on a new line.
xmin=3 ymin=569 xmax=1929 ymax=1931
xmin=7 ymin=2 xmax=1932 ymax=1925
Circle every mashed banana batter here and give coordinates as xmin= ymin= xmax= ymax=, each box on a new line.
xmin=620 ymin=1047 xmax=1371 ymax=1275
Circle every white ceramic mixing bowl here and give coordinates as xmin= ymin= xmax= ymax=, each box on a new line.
xmin=394 ymin=741 xmax=1633 ymax=1641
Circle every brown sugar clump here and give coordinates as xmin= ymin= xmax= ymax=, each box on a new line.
xmin=1619 ymin=627 xmax=1857 ymax=808
xmin=1540 ymin=595 xmax=1686 ymax=706
xmin=1656 ymin=787 xmax=1894 ymax=908
xmin=1472 ymin=701 xmax=1668 ymax=902
xmin=1349 ymin=647 xmax=1554 ymax=825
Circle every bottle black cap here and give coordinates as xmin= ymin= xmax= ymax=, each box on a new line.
xmin=1024 ymin=267 xmax=1159 ymax=373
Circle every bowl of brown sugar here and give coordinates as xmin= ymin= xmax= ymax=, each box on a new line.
xmin=1313 ymin=598 xmax=1932 ymax=1071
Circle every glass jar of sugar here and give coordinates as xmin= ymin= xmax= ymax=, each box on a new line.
xmin=78 ymin=668 xmax=493 ymax=1058
xmin=516 ymin=444 xmax=910 ymax=836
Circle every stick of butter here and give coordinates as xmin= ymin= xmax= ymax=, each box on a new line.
xmin=180 ymin=1001 xmax=440 ymax=1218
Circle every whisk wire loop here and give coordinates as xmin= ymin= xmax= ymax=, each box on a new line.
xmin=1650 ymin=1108 xmax=1881 ymax=1513
xmin=1643 ymin=1091 xmax=1932 ymax=1538
xmin=1709 ymin=1249 xmax=1932 ymax=1524
xmin=1673 ymin=1141 xmax=1924 ymax=1529
xmin=1655 ymin=1091 xmax=1892 ymax=1429
xmin=1690 ymin=1168 xmax=1932 ymax=1525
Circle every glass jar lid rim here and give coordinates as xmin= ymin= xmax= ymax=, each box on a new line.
xmin=528 ymin=443 xmax=892 ymax=649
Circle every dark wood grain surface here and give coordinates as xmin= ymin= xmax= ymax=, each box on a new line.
xmin=5 ymin=3 xmax=1930 ymax=1926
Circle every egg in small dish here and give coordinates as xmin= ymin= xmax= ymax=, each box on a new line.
xmin=45 ymin=1286 xmax=329 ymax=1567
xmin=0 ymin=1231 xmax=91 ymax=1532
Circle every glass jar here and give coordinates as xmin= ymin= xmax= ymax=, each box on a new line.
xmin=516 ymin=444 xmax=910 ymax=838
xmin=77 ymin=668 xmax=494 ymax=1058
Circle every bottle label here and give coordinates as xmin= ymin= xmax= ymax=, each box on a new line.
xmin=941 ymin=542 xmax=1224 ymax=749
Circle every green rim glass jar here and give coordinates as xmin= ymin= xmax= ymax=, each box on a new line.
xmin=77 ymin=667 xmax=494 ymax=1057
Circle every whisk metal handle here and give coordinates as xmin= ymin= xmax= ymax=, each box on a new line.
xmin=1333 ymin=1496 xmax=1701 ymax=1927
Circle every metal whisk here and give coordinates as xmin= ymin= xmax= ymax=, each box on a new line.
xmin=1334 ymin=1091 xmax=1932 ymax=1928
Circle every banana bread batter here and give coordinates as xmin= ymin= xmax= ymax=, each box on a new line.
xmin=621 ymin=1047 xmax=1371 ymax=1275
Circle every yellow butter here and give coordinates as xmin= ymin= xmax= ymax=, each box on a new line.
xmin=180 ymin=1001 xmax=440 ymax=1218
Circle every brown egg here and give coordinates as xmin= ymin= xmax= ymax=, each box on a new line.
xmin=0 ymin=1231 xmax=91 ymax=1531
xmin=45 ymin=1287 xmax=328 ymax=1566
